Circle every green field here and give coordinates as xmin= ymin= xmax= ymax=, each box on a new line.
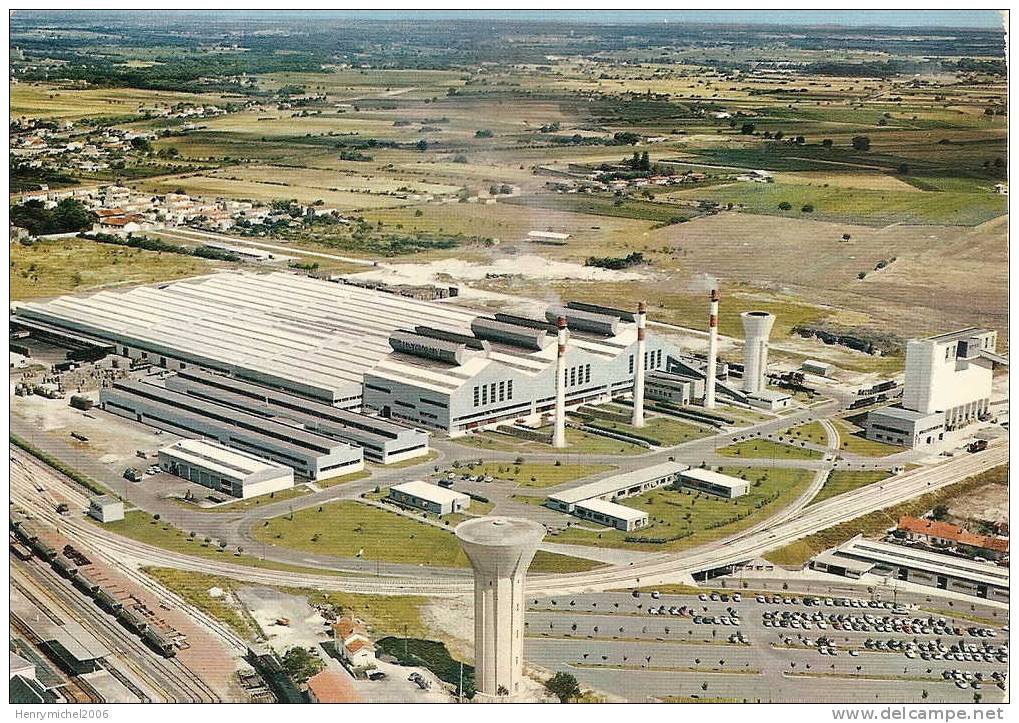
xmin=10 ymin=237 xmax=223 ymax=300
xmin=460 ymin=462 xmax=615 ymax=489
xmin=255 ymin=500 xmax=600 ymax=572
xmin=808 ymin=470 xmax=890 ymax=507
xmin=716 ymin=439 xmax=824 ymax=461
xmin=782 ymin=421 xmax=828 ymax=446
xmin=143 ymin=567 xmax=262 ymax=640
xmin=551 ymin=466 xmax=814 ymax=551
xmin=833 ymin=419 xmax=903 ymax=457
xmin=454 ymin=427 xmax=646 ymax=456
xmin=672 ymin=181 xmax=1006 ymax=227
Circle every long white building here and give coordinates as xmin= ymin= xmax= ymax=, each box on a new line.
xmin=15 ymin=272 xmax=686 ymax=437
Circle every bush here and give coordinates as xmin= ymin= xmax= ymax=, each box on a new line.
xmin=778 ymin=201 xmax=792 ymax=211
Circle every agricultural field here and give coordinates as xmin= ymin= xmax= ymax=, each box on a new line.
xmin=10 ymin=237 xmax=226 ymax=300
xmin=9 ymin=82 xmax=227 ymax=120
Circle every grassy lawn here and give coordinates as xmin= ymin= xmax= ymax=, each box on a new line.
xmin=765 ymin=465 xmax=1007 ymax=567
xmin=185 ymin=484 xmax=312 ymax=512
xmin=550 ymin=466 xmax=814 ymax=551
xmin=808 ymin=470 xmax=890 ymax=507
xmin=578 ymin=414 xmax=711 ymax=447
xmin=716 ymin=439 xmax=824 ymax=461
xmin=315 ymin=469 xmax=372 ymax=489
xmin=833 ymin=419 xmax=903 ymax=458
xmin=454 ymin=427 xmax=645 ymax=456
xmin=10 ymin=237 xmax=223 ymax=300
xmin=95 ymin=510 xmax=350 ymax=576
xmin=255 ymin=499 xmax=598 ymax=572
xmin=461 ymin=462 xmax=615 ymax=489
xmin=142 ymin=567 xmax=262 ymax=640
xmin=782 ymin=421 xmax=828 ymax=446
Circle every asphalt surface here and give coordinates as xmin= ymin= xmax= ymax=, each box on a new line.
xmin=524 ymin=592 xmax=1009 ymax=703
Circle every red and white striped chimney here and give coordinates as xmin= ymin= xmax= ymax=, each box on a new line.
xmin=705 ymin=289 xmax=719 ymax=409
xmin=631 ymin=300 xmax=647 ymax=428
xmin=552 ymin=316 xmax=568 ymax=448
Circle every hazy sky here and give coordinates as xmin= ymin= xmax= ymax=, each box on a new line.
xmin=220 ymin=9 xmax=1005 ymax=29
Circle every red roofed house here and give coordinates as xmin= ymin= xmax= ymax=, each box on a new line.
xmin=306 ymin=669 xmax=361 ymax=703
xmin=332 ymin=616 xmax=376 ymax=669
xmin=897 ymin=516 xmax=1008 ymax=560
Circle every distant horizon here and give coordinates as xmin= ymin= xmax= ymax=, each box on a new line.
xmin=11 ymin=8 xmax=1007 ymax=30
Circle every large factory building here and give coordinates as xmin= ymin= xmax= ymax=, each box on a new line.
xmin=15 ymin=272 xmax=692 ymax=438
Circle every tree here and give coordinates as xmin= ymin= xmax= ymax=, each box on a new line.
xmin=778 ymin=201 xmax=792 ymax=211
xmin=801 ymin=204 xmax=814 ymax=213
xmin=545 ymin=671 xmax=581 ymax=702
xmin=898 ymin=163 xmax=910 ymax=175
xmin=415 ymin=139 xmax=428 ymax=152
xmin=822 ymin=138 xmax=834 ymax=149
xmin=851 ymin=136 xmax=871 ymax=151
xmin=740 ymin=123 xmax=755 ymax=135
xmin=475 ymin=129 xmax=493 ymax=138
xmin=931 ymin=505 xmax=950 ymax=521
xmin=281 ymin=647 xmax=324 ymax=684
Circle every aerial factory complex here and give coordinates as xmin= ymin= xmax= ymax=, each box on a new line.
xmin=7 ymin=9 xmax=1009 ymax=708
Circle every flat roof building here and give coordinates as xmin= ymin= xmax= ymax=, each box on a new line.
xmin=546 ymin=461 xmax=686 ymax=513
xmin=678 ymin=468 xmax=749 ymax=499
xmin=388 ymin=480 xmax=470 ymax=516
xmin=88 ymin=495 xmax=124 ymax=523
xmin=574 ymin=497 xmax=648 ymax=531
xmin=100 ymin=379 xmax=363 ymax=482
xmin=645 ymin=371 xmax=704 ymax=406
xmin=158 ymin=439 xmax=294 ymax=499
xmin=864 ymin=406 xmax=944 ymax=448
xmin=828 ymin=536 xmax=1008 ymax=603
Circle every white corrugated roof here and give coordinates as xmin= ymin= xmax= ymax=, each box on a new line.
xmin=548 ymin=461 xmax=686 ymax=505
xmin=162 ymin=438 xmax=288 ymax=479
xmin=680 ymin=468 xmax=749 ymax=490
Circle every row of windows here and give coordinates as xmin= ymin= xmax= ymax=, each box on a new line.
xmin=472 ymin=379 xmax=514 ymax=407
xmin=627 ymin=349 xmax=664 ymax=374
xmin=564 ymin=363 xmax=592 ymax=387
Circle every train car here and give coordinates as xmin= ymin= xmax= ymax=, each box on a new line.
xmin=95 ymin=588 xmax=124 ymax=613
xmin=52 ymin=556 xmax=79 ymax=579
xmin=142 ymin=627 xmax=177 ymax=658
xmin=13 ymin=522 xmax=37 ymax=545
xmin=28 ymin=538 xmax=58 ymax=562
xmin=115 ymin=607 xmax=149 ymax=634
xmin=73 ymin=571 xmax=101 ymax=596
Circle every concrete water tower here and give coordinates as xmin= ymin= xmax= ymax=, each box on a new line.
xmin=740 ymin=311 xmax=775 ymax=395
xmin=455 ymin=517 xmax=545 ymax=702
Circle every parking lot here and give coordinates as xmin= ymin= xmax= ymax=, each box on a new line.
xmin=524 ymin=591 xmax=1008 ymax=703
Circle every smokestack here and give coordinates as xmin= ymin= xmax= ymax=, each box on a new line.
xmin=705 ymin=289 xmax=719 ymax=409
xmin=552 ymin=316 xmax=568 ymax=448
xmin=631 ymin=300 xmax=647 ymax=428
xmin=740 ymin=311 xmax=775 ymax=396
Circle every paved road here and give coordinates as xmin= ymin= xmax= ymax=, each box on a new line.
xmin=11 ymin=439 xmax=1006 ymax=597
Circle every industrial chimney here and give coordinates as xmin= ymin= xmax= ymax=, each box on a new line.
xmin=552 ymin=316 xmax=568 ymax=448
xmin=631 ymin=300 xmax=647 ymax=428
xmin=705 ymin=289 xmax=719 ymax=409
xmin=740 ymin=311 xmax=775 ymax=396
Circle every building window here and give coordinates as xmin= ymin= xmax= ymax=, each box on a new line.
xmin=498 ymin=381 xmax=505 ymax=402
xmin=473 ymin=386 xmax=479 ymax=407
xmin=507 ymin=380 xmax=513 ymax=399
xmin=570 ymin=367 xmax=576 ymax=386
xmin=628 ymin=355 xmax=634 ymax=374
xmin=482 ymin=386 xmax=488 ymax=405
xmin=490 ymin=383 xmax=496 ymax=401
xmin=585 ymin=364 xmax=591 ymax=383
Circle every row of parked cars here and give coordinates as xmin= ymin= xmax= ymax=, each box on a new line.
xmin=756 ymin=594 xmax=908 ymax=612
xmin=900 ymin=638 xmax=1008 ymax=665
xmin=942 ymin=669 xmax=1007 ymax=691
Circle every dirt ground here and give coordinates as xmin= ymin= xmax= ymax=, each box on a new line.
xmin=947 ymin=483 xmax=1008 ymax=528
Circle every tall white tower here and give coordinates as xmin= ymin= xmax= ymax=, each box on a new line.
xmin=740 ymin=311 xmax=775 ymax=395
xmin=704 ymin=289 xmax=719 ymax=409
xmin=552 ymin=316 xmax=568 ymax=448
xmin=631 ymin=300 xmax=647 ymax=427
xmin=455 ymin=517 xmax=546 ymax=702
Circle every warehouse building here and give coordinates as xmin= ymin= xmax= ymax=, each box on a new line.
xmin=678 ymin=468 xmax=749 ymax=499
xmin=822 ymin=537 xmax=1009 ymax=603
xmin=865 ymin=328 xmax=1005 ymax=448
xmin=12 ymin=272 xmax=688 ymax=437
xmin=546 ymin=461 xmax=686 ymax=514
xmin=388 ymin=480 xmax=470 ymax=516
xmin=159 ymin=439 xmax=294 ymax=499
xmin=164 ymin=368 xmax=429 ymax=464
xmin=100 ymin=379 xmax=363 ymax=481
